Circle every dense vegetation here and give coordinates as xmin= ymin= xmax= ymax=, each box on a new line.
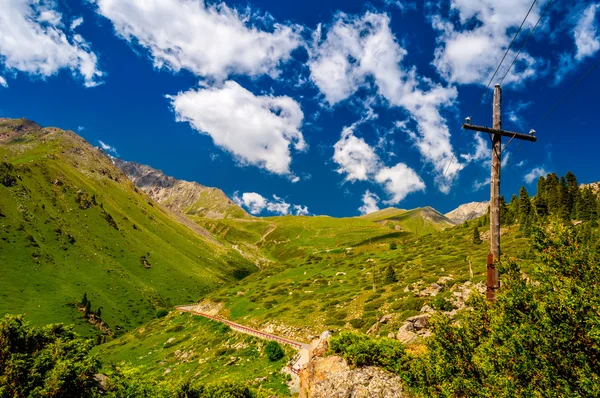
xmin=0 ymin=314 xmax=288 ymax=397
xmin=329 ymin=220 xmax=600 ymax=397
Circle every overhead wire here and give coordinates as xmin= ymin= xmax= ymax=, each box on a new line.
xmin=498 ymin=0 xmax=555 ymax=86
xmin=437 ymin=0 xmax=539 ymax=190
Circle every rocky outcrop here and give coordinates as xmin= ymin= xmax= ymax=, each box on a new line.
xmin=300 ymin=332 xmax=407 ymax=398
xmin=113 ymin=159 xmax=248 ymax=219
xmin=445 ymin=201 xmax=489 ymax=224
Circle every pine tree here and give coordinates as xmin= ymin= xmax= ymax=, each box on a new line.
xmin=84 ymin=301 xmax=91 ymax=318
xmin=499 ymin=196 xmax=511 ymax=225
xmin=473 ymin=226 xmax=482 ymax=244
xmin=384 ymin=265 xmax=397 ymax=283
xmin=96 ymin=307 xmax=102 ymax=318
xmin=577 ymin=187 xmax=597 ymax=221
xmin=519 ymin=187 xmax=531 ymax=220
xmin=535 ymin=176 xmax=548 ymax=218
xmin=508 ymin=194 xmax=519 ymax=223
xmin=545 ymin=173 xmax=560 ymax=214
xmin=566 ymin=171 xmax=579 ymax=218
xmin=558 ymin=177 xmax=571 ymax=220
xmin=81 ymin=293 xmax=88 ymax=307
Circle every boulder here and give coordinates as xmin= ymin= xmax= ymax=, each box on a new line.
xmin=406 ymin=314 xmax=430 ymax=330
xmin=396 ymin=323 xmax=416 ymax=344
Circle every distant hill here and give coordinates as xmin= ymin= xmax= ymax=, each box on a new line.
xmin=0 ymin=118 xmax=256 ymax=336
xmin=113 ymin=159 xmax=248 ymax=219
xmin=445 ymin=201 xmax=489 ymax=224
xmin=360 ymin=206 xmax=455 ymax=234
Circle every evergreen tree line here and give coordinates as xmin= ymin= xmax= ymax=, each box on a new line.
xmin=473 ymin=171 xmax=599 ymax=235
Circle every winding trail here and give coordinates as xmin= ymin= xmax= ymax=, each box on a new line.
xmin=175 ymin=305 xmax=309 ymax=374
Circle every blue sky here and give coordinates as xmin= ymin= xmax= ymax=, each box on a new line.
xmin=0 ymin=0 xmax=599 ymax=217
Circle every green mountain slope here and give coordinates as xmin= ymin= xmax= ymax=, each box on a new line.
xmin=0 ymin=118 xmax=257 ymax=336
xmin=359 ymin=206 xmax=456 ymax=234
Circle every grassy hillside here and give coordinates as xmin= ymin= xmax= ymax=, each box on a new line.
xmin=201 ymin=221 xmax=531 ymax=340
xmin=96 ymin=312 xmax=293 ymax=396
xmin=0 ymin=118 xmax=257 ymax=336
xmin=360 ymin=206 xmax=456 ymax=235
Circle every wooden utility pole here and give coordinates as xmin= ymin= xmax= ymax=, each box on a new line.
xmin=463 ymin=84 xmax=537 ymax=300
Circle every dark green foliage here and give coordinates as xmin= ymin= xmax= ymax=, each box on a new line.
xmin=0 ymin=315 xmax=101 ymax=397
xmin=384 ymin=264 xmax=397 ymax=283
xmin=155 ymin=309 xmax=169 ymax=318
xmin=264 ymin=341 xmax=284 ymax=362
xmin=472 ymin=226 xmax=482 ymax=244
xmin=0 ymin=162 xmax=17 ymax=187
xmin=81 ymin=292 xmax=88 ymax=306
xmin=329 ymin=332 xmax=408 ymax=372
xmin=103 ymin=210 xmax=119 ymax=230
xmin=430 ymin=295 xmax=453 ymax=312
xmin=349 ymin=318 xmax=366 ymax=329
xmin=389 ymin=242 xmax=397 ymax=250
xmin=578 ymin=187 xmax=597 ymax=221
xmin=406 ymin=221 xmax=600 ymax=397
xmin=85 ymin=300 xmax=92 ymax=318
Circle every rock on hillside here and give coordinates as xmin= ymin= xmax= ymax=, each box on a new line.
xmin=113 ymin=159 xmax=248 ymax=219
xmin=300 ymin=334 xmax=406 ymax=398
xmin=581 ymin=182 xmax=600 ymax=194
xmin=445 ymin=201 xmax=489 ymax=224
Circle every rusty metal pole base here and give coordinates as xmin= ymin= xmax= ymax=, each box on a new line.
xmin=486 ymin=253 xmax=497 ymax=301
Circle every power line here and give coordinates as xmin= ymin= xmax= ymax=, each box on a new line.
xmin=499 ymin=0 xmax=555 ymax=86
xmin=534 ymin=56 xmax=600 ymax=128
xmin=470 ymin=0 xmax=538 ymax=121
xmin=438 ymin=0 xmax=538 ymax=189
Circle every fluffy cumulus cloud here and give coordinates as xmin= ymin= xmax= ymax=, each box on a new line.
xmin=0 ymin=0 xmax=102 ymax=87
xmin=358 ymin=190 xmax=381 ymax=215
xmin=92 ymin=0 xmax=301 ymax=80
xmin=309 ymin=12 xmax=461 ymax=192
xmin=333 ymin=120 xmax=425 ymax=207
xmin=168 ymin=81 xmax=305 ymax=176
xmin=374 ymin=163 xmax=425 ymax=204
xmin=333 ymin=124 xmax=380 ymax=182
xmin=431 ymin=0 xmax=542 ymax=86
xmin=524 ymin=166 xmax=548 ymax=184
xmin=233 ymin=192 xmax=309 ymax=215
xmin=0 ymin=76 xmax=7 ymax=88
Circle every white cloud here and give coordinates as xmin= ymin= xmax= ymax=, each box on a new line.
xmin=233 ymin=192 xmax=267 ymax=215
xmin=0 ymin=0 xmax=102 ymax=87
xmin=516 ymin=160 xmax=526 ymax=167
xmin=460 ymin=134 xmax=488 ymax=163
xmin=333 ymin=124 xmax=380 ymax=182
xmin=374 ymin=163 xmax=425 ymax=204
xmin=431 ymin=0 xmax=542 ymax=86
xmin=0 ymin=76 xmax=7 ymax=88
xmin=233 ymin=192 xmax=308 ymax=216
xmin=309 ymin=12 xmax=461 ymax=192
xmin=556 ymin=5 xmax=600 ymax=83
xmin=473 ymin=177 xmax=490 ymax=191
xmin=293 ymin=204 xmax=310 ymax=216
xmin=98 ymin=140 xmax=118 ymax=156
xmin=92 ymin=0 xmax=301 ymax=80
xmin=77 ymin=126 xmax=85 ymax=132
xmin=168 ymin=81 xmax=305 ymax=176
xmin=70 ymin=17 xmax=84 ymax=30
xmin=359 ymin=190 xmax=380 ymax=214
xmin=524 ymin=166 xmax=548 ymax=184
xmin=574 ymin=4 xmax=600 ymax=60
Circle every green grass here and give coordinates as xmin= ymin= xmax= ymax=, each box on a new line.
xmin=96 ymin=311 xmax=293 ymax=396
xmin=0 ymin=119 xmax=257 ymax=336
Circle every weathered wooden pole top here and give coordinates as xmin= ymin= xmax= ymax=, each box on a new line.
xmin=462 ymin=123 xmax=538 ymax=142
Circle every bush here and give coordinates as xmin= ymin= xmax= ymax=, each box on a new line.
xmin=329 ymin=332 xmax=408 ymax=373
xmin=349 ymin=318 xmax=365 ymax=329
xmin=430 ymin=295 xmax=453 ymax=312
xmin=406 ymin=221 xmax=600 ymax=397
xmin=155 ymin=309 xmax=169 ymax=318
xmin=264 ymin=341 xmax=285 ymax=362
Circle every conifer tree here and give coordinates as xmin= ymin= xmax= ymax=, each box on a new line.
xmin=499 ymin=196 xmax=511 ymax=225
xmin=578 ymin=187 xmax=597 ymax=221
xmin=558 ymin=177 xmax=571 ymax=220
xmin=566 ymin=171 xmax=579 ymax=218
xmin=384 ymin=265 xmax=397 ymax=283
xmin=473 ymin=226 xmax=482 ymax=244
xmin=81 ymin=293 xmax=88 ymax=307
xmin=84 ymin=300 xmax=91 ymax=318
xmin=535 ymin=176 xmax=548 ymax=218
xmin=545 ymin=173 xmax=560 ymax=214
xmin=519 ymin=187 xmax=531 ymax=220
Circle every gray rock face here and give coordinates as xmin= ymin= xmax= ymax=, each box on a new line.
xmin=113 ymin=159 xmax=248 ymax=219
xmin=445 ymin=201 xmax=489 ymax=224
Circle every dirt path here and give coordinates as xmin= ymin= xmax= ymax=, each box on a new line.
xmin=175 ymin=305 xmax=310 ymax=375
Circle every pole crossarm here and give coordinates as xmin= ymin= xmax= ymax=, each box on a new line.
xmin=462 ymin=123 xmax=538 ymax=142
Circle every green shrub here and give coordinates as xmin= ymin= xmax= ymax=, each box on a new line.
xmin=155 ymin=309 xmax=169 ymax=318
xmin=329 ymin=332 xmax=408 ymax=373
xmin=430 ymin=296 xmax=453 ymax=312
xmin=264 ymin=341 xmax=284 ymax=362
xmin=349 ymin=318 xmax=365 ymax=329
xmin=406 ymin=221 xmax=600 ymax=397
